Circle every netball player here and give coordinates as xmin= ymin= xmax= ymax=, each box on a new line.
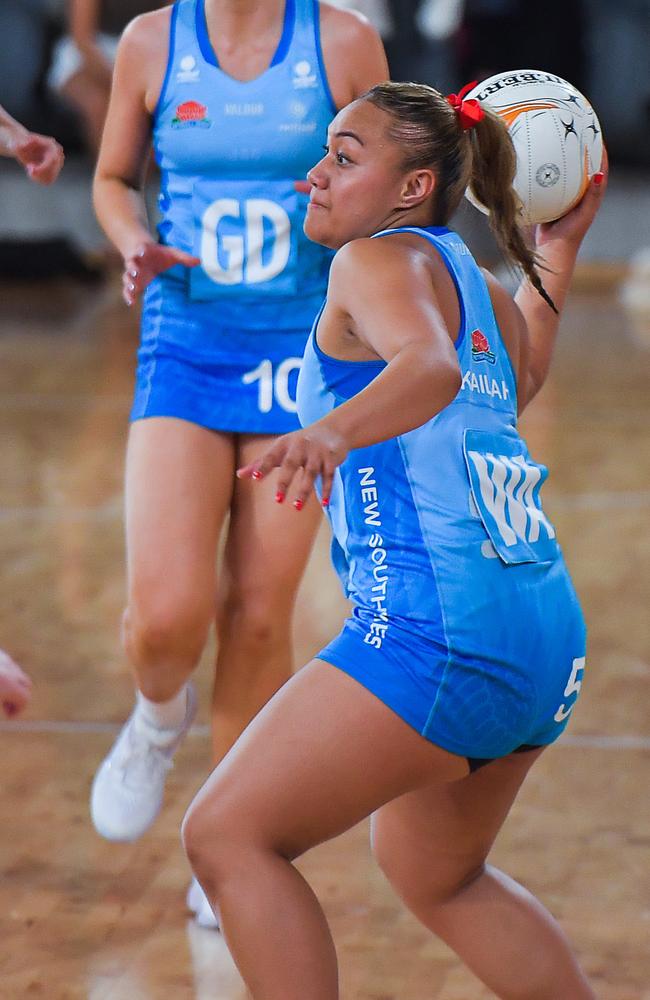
xmin=182 ymin=82 xmax=605 ymax=995
xmin=0 ymin=106 xmax=61 ymax=714
xmin=0 ymin=104 xmax=64 ymax=184
xmin=89 ymin=0 xmax=387 ymax=926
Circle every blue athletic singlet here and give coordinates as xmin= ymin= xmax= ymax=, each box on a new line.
xmin=297 ymin=226 xmax=587 ymax=761
xmin=132 ymin=0 xmax=336 ymax=433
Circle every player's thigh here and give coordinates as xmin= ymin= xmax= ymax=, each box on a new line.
xmin=223 ymin=433 xmax=322 ymax=602
xmin=185 ymin=659 xmax=468 ymax=860
xmin=125 ymin=418 xmax=235 ymax=603
xmin=371 ymin=748 xmax=544 ymax=900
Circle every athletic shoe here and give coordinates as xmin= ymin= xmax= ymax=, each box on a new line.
xmin=187 ymin=877 xmax=221 ymax=930
xmin=90 ymin=683 xmax=197 ymax=841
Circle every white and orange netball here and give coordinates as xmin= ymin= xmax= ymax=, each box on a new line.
xmin=465 ymin=70 xmax=603 ymax=225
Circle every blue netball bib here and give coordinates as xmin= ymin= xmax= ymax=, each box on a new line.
xmin=152 ymin=0 xmax=335 ymax=326
xmin=189 ymin=178 xmax=303 ymax=299
xmin=463 ymin=429 xmax=559 ymax=565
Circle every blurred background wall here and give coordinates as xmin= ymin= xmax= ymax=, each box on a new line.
xmin=0 ymin=0 xmax=648 ymax=276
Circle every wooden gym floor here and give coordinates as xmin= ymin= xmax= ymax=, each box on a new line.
xmin=0 ymin=273 xmax=648 ymax=999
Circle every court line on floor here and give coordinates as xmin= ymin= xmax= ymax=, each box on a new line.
xmin=0 ymin=719 xmax=648 ymax=749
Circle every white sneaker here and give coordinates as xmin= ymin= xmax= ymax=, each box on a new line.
xmin=187 ymin=877 xmax=221 ymax=930
xmin=90 ymin=683 xmax=197 ymax=842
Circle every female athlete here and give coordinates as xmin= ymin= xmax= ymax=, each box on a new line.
xmin=89 ymin=0 xmax=388 ymax=927
xmin=182 ymin=81 xmax=605 ymax=995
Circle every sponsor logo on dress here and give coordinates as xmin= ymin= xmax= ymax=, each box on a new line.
xmin=357 ymin=467 xmax=390 ymax=650
xmin=279 ymin=98 xmax=316 ymax=133
xmin=171 ymin=101 xmax=211 ymax=129
xmin=292 ymin=59 xmax=317 ymax=89
xmin=471 ymin=329 xmax=496 ymax=365
xmin=176 ymin=54 xmax=200 ymax=83
xmin=224 ymin=102 xmax=265 ymax=116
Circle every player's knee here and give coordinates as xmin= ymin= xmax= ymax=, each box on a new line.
xmin=182 ymin=793 xmax=253 ymax=893
xmin=373 ymin=833 xmax=485 ymax=911
xmin=123 ymin=596 xmax=211 ymax=664
xmin=218 ymin=585 xmax=291 ymax=650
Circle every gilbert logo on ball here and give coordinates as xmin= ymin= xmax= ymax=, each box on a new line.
xmin=171 ymin=101 xmax=211 ymax=129
xmin=464 ymin=70 xmax=603 ymax=224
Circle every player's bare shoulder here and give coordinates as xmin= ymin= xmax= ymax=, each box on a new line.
xmin=318 ymin=3 xmax=388 ymax=106
xmin=117 ymin=7 xmax=173 ymax=106
xmin=330 ymin=236 xmax=429 ymax=306
xmin=120 ymin=5 xmax=172 ymax=55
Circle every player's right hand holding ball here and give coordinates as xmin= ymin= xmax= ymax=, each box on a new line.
xmin=122 ymin=243 xmax=200 ymax=305
xmin=535 ymin=148 xmax=608 ymax=254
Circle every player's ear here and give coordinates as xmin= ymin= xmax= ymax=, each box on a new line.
xmin=398 ymin=168 xmax=436 ymax=209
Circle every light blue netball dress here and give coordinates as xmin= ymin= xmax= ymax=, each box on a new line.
xmin=132 ymin=0 xmax=335 ymax=433
xmin=297 ymin=226 xmax=587 ymax=766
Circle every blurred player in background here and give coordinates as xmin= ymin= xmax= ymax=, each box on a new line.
xmin=0 ymin=102 xmax=62 ymax=715
xmin=0 ymin=103 xmax=64 ymax=184
xmin=89 ymin=0 xmax=388 ymax=928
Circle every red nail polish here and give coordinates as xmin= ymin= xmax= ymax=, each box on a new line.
xmin=252 ymin=470 xmax=264 ymax=480
xmin=322 ymin=497 xmax=329 ymax=508
xmin=275 ymin=491 xmax=285 ymax=503
xmin=593 ymin=172 xmax=604 ymax=186
xmin=294 ymin=499 xmax=304 ymax=511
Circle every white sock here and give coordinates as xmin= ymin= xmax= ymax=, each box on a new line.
xmin=135 ymin=685 xmax=189 ymax=734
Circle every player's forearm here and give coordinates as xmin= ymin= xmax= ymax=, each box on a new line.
xmin=515 ymin=237 xmax=580 ymax=404
xmin=93 ymin=174 xmax=153 ymax=259
xmin=0 ymin=107 xmax=28 ymax=158
xmin=322 ymin=344 xmax=461 ymax=451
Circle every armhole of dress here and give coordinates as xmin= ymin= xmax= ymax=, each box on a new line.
xmin=153 ymin=1 xmax=179 ymax=120
xmin=372 ymin=227 xmax=467 ymax=349
xmin=312 ymin=0 xmax=337 ymax=114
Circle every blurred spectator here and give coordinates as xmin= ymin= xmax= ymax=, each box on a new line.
xmin=458 ymin=0 xmax=587 ymax=94
xmin=48 ymin=0 xmax=165 ymax=154
xmin=329 ymin=0 xmax=460 ymax=91
xmin=0 ymin=103 xmax=64 ymax=185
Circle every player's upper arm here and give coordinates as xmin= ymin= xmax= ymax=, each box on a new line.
xmin=319 ymin=4 xmax=389 ymax=107
xmin=482 ymin=268 xmax=532 ymax=414
xmin=95 ymin=10 xmax=169 ymax=188
xmin=330 ymin=238 xmax=461 ymax=373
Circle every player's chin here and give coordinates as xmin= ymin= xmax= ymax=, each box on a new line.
xmin=304 ymin=207 xmax=338 ymax=249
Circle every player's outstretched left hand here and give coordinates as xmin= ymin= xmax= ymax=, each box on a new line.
xmin=122 ymin=242 xmax=201 ymax=305
xmin=0 ymin=650 xmax=33 ymax=718
xmin=14 ymin=132 xmax=65 ymax=185
xmin=237 ymin=424 xmax=350 ymax=510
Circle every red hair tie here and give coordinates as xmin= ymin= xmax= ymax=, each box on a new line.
xmin=446 ymin=80 xmax=484 ymax=131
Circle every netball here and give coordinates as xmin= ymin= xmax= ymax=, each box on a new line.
xmin=465 ymin=70 xmax=604 ymax=224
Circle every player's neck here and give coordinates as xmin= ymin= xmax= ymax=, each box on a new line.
xmin=204 ymin=0 xmax=286 ymax=43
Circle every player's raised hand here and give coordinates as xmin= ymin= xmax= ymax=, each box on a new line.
xmin=237 ymin=424 xmax=350 ymax=510
xmin=122 ymin=243 xmax=201 ymax=305
xmin=14 ymin=132 xmax=65 ymax=185
xmin=0 ymin=650 xmax=33 ymax=718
